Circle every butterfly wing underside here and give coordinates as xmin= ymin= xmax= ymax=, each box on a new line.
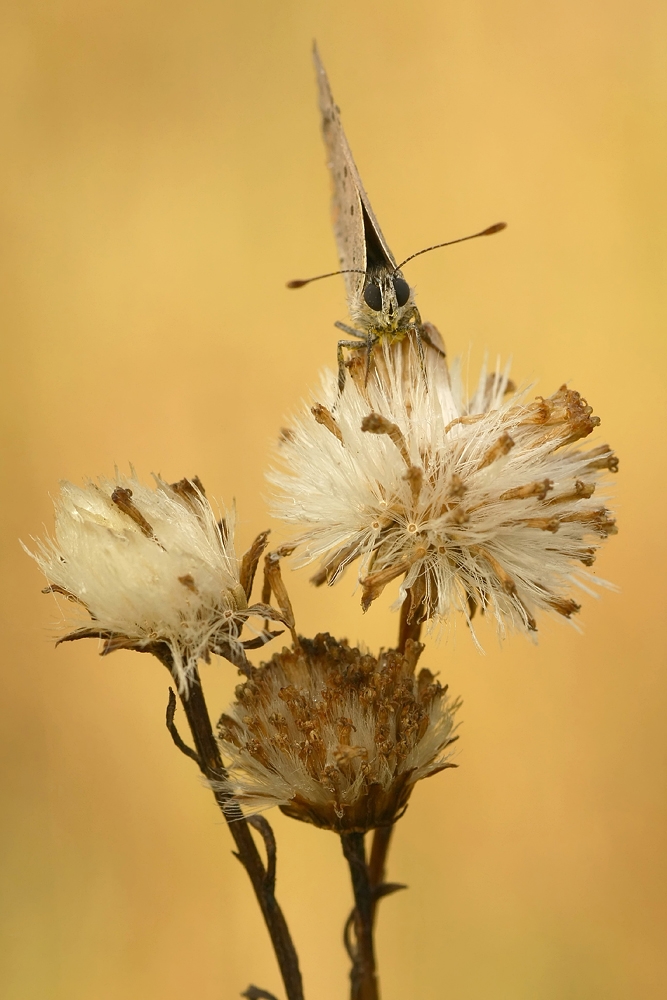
xmin=313 ymin=45 xmax=397 ymax=315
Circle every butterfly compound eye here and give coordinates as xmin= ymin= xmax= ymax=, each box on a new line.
xmin=392 ymin=276 xmax=410 ymax=307
xmin=363 ymin=282 xmax=383 ymax=311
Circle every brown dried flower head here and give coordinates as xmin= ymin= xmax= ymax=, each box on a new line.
xmin=217 ymin=633 xmax=460 ymax=833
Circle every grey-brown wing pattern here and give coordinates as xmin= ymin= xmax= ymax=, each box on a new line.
xmin=313 ymin=45 xmax=397 ymax=314
xmin=307 ymin=46 xmax=501 ymax=389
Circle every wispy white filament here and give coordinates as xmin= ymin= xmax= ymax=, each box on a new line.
xmin=270 ymin=345 xmax=617 ymax=637
xmin=25 ymin=471 xmax=250 ymax=688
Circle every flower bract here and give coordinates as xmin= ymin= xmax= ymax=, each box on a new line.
xmin=218 ymin=633 xmax=460 ymax=832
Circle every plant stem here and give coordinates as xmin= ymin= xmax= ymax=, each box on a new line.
xmin=159 ymin=651 xmax=304 ymax=1000
xmin=366 ymin=591 xmax=424 ymax=928
xmin=341 ymin=832 xmax=379 ymax=1000
xmin=367 ymin=825 xmax=393 ymax=927
xmin=397 ymin=588 xmax=424 ymax=654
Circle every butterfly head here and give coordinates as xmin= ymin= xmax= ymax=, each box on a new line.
xmin=357 ymin=267 xmax=417 ymax=335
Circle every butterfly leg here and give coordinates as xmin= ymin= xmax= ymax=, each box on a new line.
xmin=413 ymin=326 xmax=428 ymax=386
xmin=408 ymin=321 xmax=448 ymax=391
xmin=334 ymin=321 xmax=366 ymax=339
xmin=334 ymin=321 xmax=367 ymax=391
xmin=363 ymin=333 xmax=379 ymax=386
xmin=337 ymin=339 xmax=367 ymax=391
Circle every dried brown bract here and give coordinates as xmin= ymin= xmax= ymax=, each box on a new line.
xmin=217 ymin=633 xmax=460 ymax=833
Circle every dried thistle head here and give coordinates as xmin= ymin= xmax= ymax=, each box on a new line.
xmin=25 ymin=471 xmax=284 ymax=688
xmin=217 ymin=633 xmax=460 ymax=833
xmin=271 ymin=346 xmax=618 ymax=637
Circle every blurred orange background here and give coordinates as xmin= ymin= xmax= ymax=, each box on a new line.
xmin=2 ymin=2 xmax=665 ymax=998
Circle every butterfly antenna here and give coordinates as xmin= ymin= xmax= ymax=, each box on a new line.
xmin=287 ymin=268 xmax=366 ymax=289
xmin=396 ymin=222 xmax=507 ymax=271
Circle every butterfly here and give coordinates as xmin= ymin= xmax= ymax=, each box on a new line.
xmin=289 ymin=44 xmax=505 ymax=389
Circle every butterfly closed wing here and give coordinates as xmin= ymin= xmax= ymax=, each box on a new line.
xmin=290 ymin=46 xmax=505 ymax=388
xmin=312 ymin=44 xmax=440 ymax=388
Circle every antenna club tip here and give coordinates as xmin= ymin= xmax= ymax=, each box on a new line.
xmin=484 ymin=222 xmax=507 ymax=235
xmin=286 ymin=279 xmax=308 ymax=289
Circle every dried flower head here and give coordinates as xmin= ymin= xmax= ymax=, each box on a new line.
xmin=217 ymin=633 xmax=459 ymax=833
xmin=26 ymin=471 xmax=283 ymax=688
xmin=271 ymin=346 xmax=618 ymax=636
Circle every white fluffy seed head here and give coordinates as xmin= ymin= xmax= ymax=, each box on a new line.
xmin=217 ymin=633 xmax=460 ymax=832
xmin=270 ymin=345 xmax=618 ymax=638
xmin=25 ymin=471 xmax=254 ymax=689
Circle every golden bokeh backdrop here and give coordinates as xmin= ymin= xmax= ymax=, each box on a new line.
xmin=2 ymin=2 xmax=666 ymax=998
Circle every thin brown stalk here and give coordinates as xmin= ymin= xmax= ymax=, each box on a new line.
xmin=367 ymin=587 xmax=423 ymax=930
xmin=155 ymin=647 xmax=304 ymax=1000
xmin=368 ymin=824 xmax=393 ymax=928
xmin=341 ymin=832 xmax=379 ymax=1000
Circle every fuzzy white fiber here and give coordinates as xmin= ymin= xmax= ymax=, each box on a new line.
xmin=26 ymin=472 xmax=249 ymax=688
xmin=270 ymin=345 xmax=617 ymax=637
